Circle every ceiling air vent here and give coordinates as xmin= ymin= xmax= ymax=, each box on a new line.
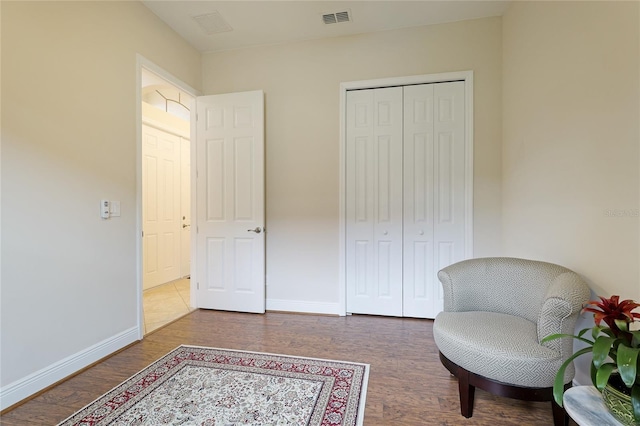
xmin=322 ymin=10 xmax=352 ymax=25
xmin=192 ymin=11 xmax=233 ymax=35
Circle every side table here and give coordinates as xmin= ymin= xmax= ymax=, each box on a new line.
xmin=563 ymin=386 xmax=623 ymax=426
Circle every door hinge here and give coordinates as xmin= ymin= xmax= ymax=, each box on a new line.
xmin=141 ymin=230 xmax=144 ymax=237
xmin=197 ymin=282 xmax=200 ymax=290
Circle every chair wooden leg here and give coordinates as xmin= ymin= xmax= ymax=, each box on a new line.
xmin=440 ymin=352 xmax=564 ymax=421
xmin=458 ymin=368 xmax=475 ymax=418
xmin=551 ymin=400 xmax=568 ymax=426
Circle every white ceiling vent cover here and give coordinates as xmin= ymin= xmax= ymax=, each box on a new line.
xmin=322 ymin=10 xmax=352 ymax=25
xmin=192 ymin=11 xmax=233 ymax=35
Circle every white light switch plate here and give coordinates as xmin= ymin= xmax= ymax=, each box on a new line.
xmin=110 ymin=201 xmax=121 ymax=217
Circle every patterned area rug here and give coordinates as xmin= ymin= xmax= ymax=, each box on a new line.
xmin=58 ymin=345 xmax=369 ymax=426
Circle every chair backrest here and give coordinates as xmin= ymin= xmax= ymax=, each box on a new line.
xmin=438 ymin=257 xmax=576 ymax=323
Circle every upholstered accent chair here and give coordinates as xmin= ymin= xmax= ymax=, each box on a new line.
xmin=433 ymin=257 xmax=590 ymax=426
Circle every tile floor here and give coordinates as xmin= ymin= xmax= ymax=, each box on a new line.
xmin=143 ymin=278 xmax=195 ymax=334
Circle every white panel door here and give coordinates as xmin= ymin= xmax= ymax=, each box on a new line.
xmin=432 ymin=81 xmax=466 ymax=315
xmin=403 ymin=81 xmax=466 ymax=318
xmin=196 ymin=90 xmax=265 ymax=313
xmin=403 ymin=84 xmax=436 ymax=318
xmin=180 ymin=137 xmax=191 ymax=277
xmin=142 ymin=124 xmax=182 ymax=289
xmin=346 ymin=87 xmax=403 ymax=316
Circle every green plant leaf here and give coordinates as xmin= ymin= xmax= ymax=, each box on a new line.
xmin=590 ymin=362 xmax=597 ymax=388
xmin=631 ymin=330 xmax=640 ymax=348
xmin=552 ymin=347 xmax=593 ymax=406
xmin=592 ymin=326 xmax=602 ymax=340
xmin=593 ymin=336 xmax=617 ymax=368
xmin=541 ymin=332 xmax=594 ymax=346
xmin=632 ymin=385 xmax=640 ymax=423
xmin=595 ymin=363 xmax=617 ymax=390
xmin=592 ymin=325 xmax=617 ymax=339
xmin=615 ymin=319 xmax=629 ymax=332
xmin=617 ymin=345 xmax=640 ymax=387
xmin=577 ymin=327 xmax=591 ymax=338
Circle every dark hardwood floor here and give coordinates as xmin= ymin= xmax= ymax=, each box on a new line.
xmin=1 ymin=310 xmax=573 ymax=425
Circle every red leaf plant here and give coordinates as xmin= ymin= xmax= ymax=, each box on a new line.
xmin=583 ymin=295 xmax=640 ymax=341
xmin=542 ymin=294 xmax=640 ymax=424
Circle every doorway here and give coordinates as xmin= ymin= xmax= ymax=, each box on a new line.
xmin=139 ymin=62 xmax=197 ymax=334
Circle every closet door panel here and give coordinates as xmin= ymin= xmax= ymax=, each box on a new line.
xmin=347 ymin=90 xmax=375 ymax=306
xmin=403 ymin=82 xmax=466 ymax=318
xmin=433 ymin=81 xmax=466 ymax=315
xmin=403 ymin=84 xmax=436 ymax=318
xmin=434 ymin=82 xmax=466 ymax=272
xmin=346 ymin=87 xmax=403 ymax=316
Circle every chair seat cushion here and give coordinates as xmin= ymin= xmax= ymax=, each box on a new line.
xmin=433 ymin=311 xmax=563 ymax=388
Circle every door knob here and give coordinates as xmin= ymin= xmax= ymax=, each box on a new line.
xmin=247 ymin=227 xmax=262 ymax=234
xmin=183 ymin=224 xmax=191 ymax=228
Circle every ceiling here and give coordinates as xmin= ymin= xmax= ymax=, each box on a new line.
xmin=142 ymin=1 xmax=510 ymax=53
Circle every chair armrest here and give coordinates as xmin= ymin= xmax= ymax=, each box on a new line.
xmin=537 ymin=271 xmax=590 ymax=355
xmin=438 ymin=268 xmax=471 ymax=312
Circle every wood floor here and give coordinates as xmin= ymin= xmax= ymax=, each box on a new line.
xmin=1 ymin=310 xmax=574 ymax=425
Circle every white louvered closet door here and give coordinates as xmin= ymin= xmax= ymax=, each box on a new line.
xmin=345 ymin=87 xmax=404 ymax=316
xmin=346 ymin=81 xmax=466 ymax=319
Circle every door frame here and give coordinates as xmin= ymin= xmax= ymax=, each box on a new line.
xmin=338 ymin=71 xmax=474 ymax=316
xmin=135 ymin=55 xmax=200 ymax=339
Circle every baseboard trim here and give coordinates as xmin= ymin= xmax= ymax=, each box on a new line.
xmin=0 ymin=326 xmax=140 ymax=411
xmin=266 ymin=299 xmax=342 ymax=316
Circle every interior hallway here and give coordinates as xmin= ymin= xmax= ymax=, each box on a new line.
xmin=143 ymin=278 xmax=195 ymax=334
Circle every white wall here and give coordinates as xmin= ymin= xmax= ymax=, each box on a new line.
xmin=0 ymin=1 xmax=201 ymax=408
xmin=201 ymin=17 xmax=503 ymax=312
xmin=502 ymin=1 xmax=640 ymax=301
